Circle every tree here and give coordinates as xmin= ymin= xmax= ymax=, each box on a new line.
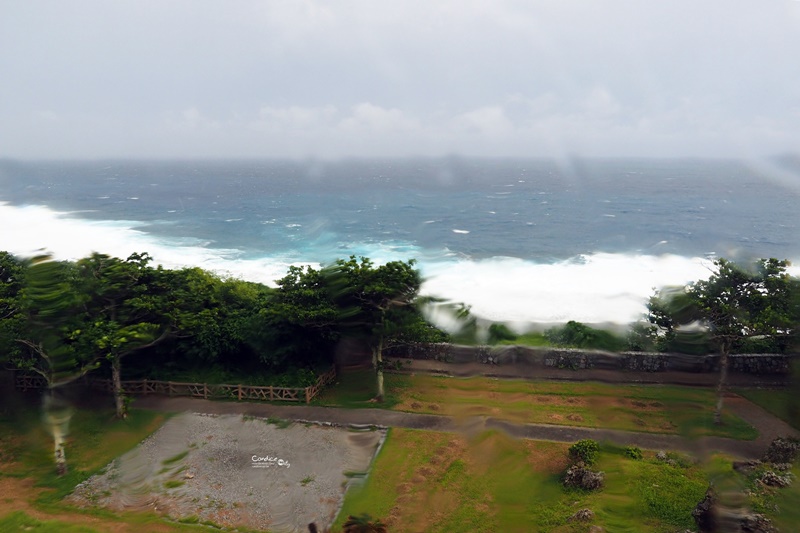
xmin=325 ymin=256 xmax=422 ymax=402
xmin=255 ymin=264 xmax=341 ymax=369
xmin=74 ymin=252 xmax=169 ymax=419
xmin=651 ymin=258 xmax=798 ymax=424
xmin=12 ymin=255 xmax=99 ymax=475
xmin=0 ymin=252 xmax=26 ymax=369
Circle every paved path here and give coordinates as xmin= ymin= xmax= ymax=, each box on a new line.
xmin=134 ymin=392 xmax=799 ymax=460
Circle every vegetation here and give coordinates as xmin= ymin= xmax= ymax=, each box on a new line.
xmin=736 ymin=387 xmax=800 ymax=431
xmin=568 ymin=439 xmax=600 ymax=466
xmin=315 ymin=371 xmax=758 ymax=439
xmin=335 ymin=429 xmax=721 ymax=532
xmin=0 ymin=250 xmax=447 ymax=411
xmin=645 ymin=258 xmax=799 ymax=423
xmin=545 ymin=320 xmax=627 ymax=352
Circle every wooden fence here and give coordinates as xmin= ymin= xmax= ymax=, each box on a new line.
xmin=14 ymin=366 xmax=338 ymax=404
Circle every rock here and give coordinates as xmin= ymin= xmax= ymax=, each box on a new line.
xmin=762 ymin=436 xmax=800 ymax=464
xmin=567 ymin=508 xmax=594 ymax=522
xmin=563 ymin=463 xmax=605 ymax=490
xmin=733 ymin=459 xmax=762 ymax=474
xmin=656 ymin=450 xmax=668 ymax=461
xmin=740 ymin=512 xmax=777 ymax=533
xmin=759 ymin=471 xmax=792 ymax=488
xmin=184 ymin=473 xmax=195 ymax=479
xmin=692 ymin=487 xmax=716 ymax=532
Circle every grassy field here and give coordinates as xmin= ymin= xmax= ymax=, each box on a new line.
xmin=334 ymin=427 xmax=800 ymax=532
xmin=0 ymin=400 xmax=226 ymax=532
xmin=315 ymin=371 xmax=758 ymax=440
xmin=735 ymin=387 xmax=800 ymax=431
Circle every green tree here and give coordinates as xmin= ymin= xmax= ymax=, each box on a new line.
xmin=255 ymin=264 xmax=340 ymax=369
xmin=326 ymin=256 xmax=423 ymax=402
xmin=0 ymin=252 xmax=26 ymax=368
xmin=73 ymin=252 xmax=170 ymax=419
xmin=652 ymin=258 xmax=798 ymax=424
xmin=12 ymin=255 xmax=99 ymax=475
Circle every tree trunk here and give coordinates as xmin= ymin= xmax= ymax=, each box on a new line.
xmin=714 ymin=347 xmax=729 ymax=425
xmin=54 ymin=424 xmax=68 ymax=476
xmin=43 ymin=390 xmax=73 ymax=476
xmin=112 ymin=356 xmax=126 ymax=419
xmin=373 ymin=340 xmax=385 ymax=403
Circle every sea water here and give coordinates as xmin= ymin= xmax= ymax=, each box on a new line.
xmin=1 ymin=157 xmax=798 ymax=326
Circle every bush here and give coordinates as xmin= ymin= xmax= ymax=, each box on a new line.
xmin=625 ymin=446 xmax=643 ymax=460
xmin=488 ymin=323 xmax=517 ymax=344
xmin=569 ymin=439 xmax=600 ymax=466
xmin=545 ymin=321 xmax=626 ymax=352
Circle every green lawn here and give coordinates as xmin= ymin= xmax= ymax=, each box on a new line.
xmin=735 ymin=387 xmax=800 ymax=431
xmin=0 ymin=401 xmax=220 ymax=532
xmin=316 ymin=371 xmax=758 ymax=440
xmin=335 ymin=428 xmax=718 ymax=532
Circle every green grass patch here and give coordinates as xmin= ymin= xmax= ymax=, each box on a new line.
xmin=497 ymin=332 xmax=551 ymax=347
xmin=321 ymin=373 xmax=757 ymax=440
xmin=735 ymin=387 xmax=800 ymax=431
xmin=265 ymin=417 xmax=292 ymax=429
xmin=334 ymin=428 xmax=725 ymax=532
xmin=162 ymin=450 xmax=189 ymax=466
xmin=0 ymin=510 xmax=100 ymax=532
xmin=163 ymin=480 xmax=185 ymax=489
xmin=312 ymin=369 xmax=410 ymax=409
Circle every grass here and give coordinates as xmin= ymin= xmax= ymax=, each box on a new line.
xmin=0 ymin=510 xmax=101 ymax=532
xmin=0 ymin=398 xmax=222 ymax=532
xmin=316 ymin=371 xmax=758 ymax=440
xmin=735 ymin=386 xmax=800 ymax=431
xmin=265 ymin=417 xmax=293 ymax=429
xmin=497 ymin=332 xmax=551 ymax=347
xmin=334 ymin=428 xmax=720 ymax=532
xmin=162 ymin=451 xmax=189 ymax=466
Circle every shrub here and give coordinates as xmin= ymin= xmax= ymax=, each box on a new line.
xmin=569 ymin=439 xmax=600 ymax=466
xmin=488 ymin=323 xmax=517 ymax=344
xmin=625 ymin=446 xmax=643 ymax=460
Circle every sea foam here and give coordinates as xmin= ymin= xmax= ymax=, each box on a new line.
xmin=2 ymin=201 xmax=797 ymax=325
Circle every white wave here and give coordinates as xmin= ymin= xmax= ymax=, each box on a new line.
xmin=452 ymin=229 xmax=470 ymax=234
xmin=2 ymin=201 xmax=798 ymax=325
xmin=420 ymin=254 xmax=716 ymax=325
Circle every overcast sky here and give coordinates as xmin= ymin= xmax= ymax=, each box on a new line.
xmin=2 ymin=0 xmax=799 ymax=159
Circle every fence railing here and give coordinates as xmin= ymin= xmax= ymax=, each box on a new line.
xmin=14 ymin=366 xmax=338 ymax=404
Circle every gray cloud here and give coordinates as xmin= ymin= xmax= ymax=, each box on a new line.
xmin=1 ymin=0 xmax=799 ymax=158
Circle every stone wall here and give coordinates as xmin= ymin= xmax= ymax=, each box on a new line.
xmin=385 ymin=343 xmax=795 ymax=375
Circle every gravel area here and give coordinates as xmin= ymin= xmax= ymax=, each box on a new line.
xmin=67 ymin=412 xmax=385 ymax=532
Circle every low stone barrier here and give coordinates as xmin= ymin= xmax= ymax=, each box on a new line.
xmin=385 ymin=343 xmax=795 ymax=375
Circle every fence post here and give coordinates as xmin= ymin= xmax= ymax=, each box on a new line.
xmin=305 ymin=386 xmax=311 ymax=404
xmin=269 ymin=386 xmax=273 ymax=401
xmin=204 ymin=383 xmax=208 ymax=400
xmin=143 ymin=378 xmax=148 ymax=396
xmin=237 ymin=384 xmax=242 ymax=401
xmin=168 ymin=381 xmax=173 ymax=397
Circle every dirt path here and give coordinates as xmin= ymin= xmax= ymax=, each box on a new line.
xmin=390 ymin=357 xmax=794 ymax=387
xmin=133 ymin=391 xmax=799 ymax=460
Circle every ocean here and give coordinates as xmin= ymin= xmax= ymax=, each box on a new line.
xmin=1 ymin=157 xmax=799 ymax=326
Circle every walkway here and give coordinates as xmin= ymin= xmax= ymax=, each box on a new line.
xmin=134 ymin=392 xmax=798 ymax=460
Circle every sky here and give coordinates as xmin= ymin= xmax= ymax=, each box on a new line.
xmin=1 ymin=0 xmax=799 ymax=159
